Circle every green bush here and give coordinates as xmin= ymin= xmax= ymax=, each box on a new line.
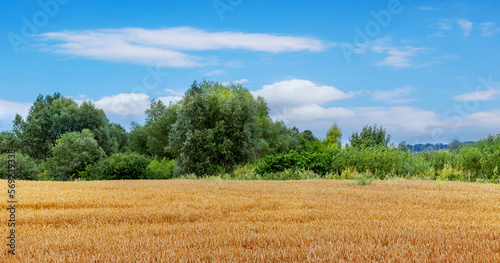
xmin=146 ymin=158 xmax=176 ymax=179
xmin=0 ymin=152 xmax=39 ymax=180
xmin=96 ymin=153 xmax=152 ymax=180
xmin=335 ymin=146 xmax=431 ymax=179
xmin=45 ymin=129 xmax=106 ymax=181
xmin=255 ymin=150 xmax=337 ymax=176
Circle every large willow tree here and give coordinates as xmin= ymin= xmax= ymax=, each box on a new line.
xmin=167 ymin=81 xmax=261 ymax=175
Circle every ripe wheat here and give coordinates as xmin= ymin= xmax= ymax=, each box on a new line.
xmin=1 ymin=179 xmax=499 ymax=262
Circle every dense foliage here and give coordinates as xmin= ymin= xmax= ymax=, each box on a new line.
xmin=12 ymin=93 xmax=127 ymax=159
xmin=0 ymin=152 xmax=39 ymax=180
xmin=96 ymin=153 xmax=152 ymax=180
xmin=1 ymin=81 xmax=499 ymax=183
xmin=167 ymin=81 xmax=261 ymax=175
xmin=45 ymin=129 xmax=106 ymax=181
xmin=349 ymin=124 xmax=390 ymax=148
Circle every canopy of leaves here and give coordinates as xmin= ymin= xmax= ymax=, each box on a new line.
xmin=167 ymin=81 xmax=262 ymax=175
xmin=13 ymin=92 xmax=126 ymax=159
xmin=325 ymin=124 xmax=342 ymax=149
xmin=449 ymin=138 xmax=462 ymax=153
xmin=45 ymin=129 xmax=106 ymax=181
xmin=349 ymin=124 xmax=391 ymax=148
xmin=96 ymin=153 xmax=152 ymax=180
xmin=0 ymin=152 xmax=39 ymax=180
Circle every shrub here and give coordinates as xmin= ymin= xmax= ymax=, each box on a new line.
xmin=230 ymin=164 xmax=260 ymax=180
xmin=96 ymin=153 xmax=152 ymax=180
xmin=255 ymin=150 xmax=337 ymax=176
xmin=45 ymin=129 xmax=106 ymax=181
xmin=356 ymin=172 xmax=374 ymax=186
xmin=146 ymin=158 xmax=176 ymax=179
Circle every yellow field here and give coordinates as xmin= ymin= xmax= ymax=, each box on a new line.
xmin=1 ymin=179 xmax=500 ymax=262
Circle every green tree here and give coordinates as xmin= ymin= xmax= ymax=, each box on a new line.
xmin=398 ymin=141 xmax=409 ymax=152
xmin=108 ymin=123 xmax=129 ymax=154
xmin=298 ymin=130 xmax=324 ymax=152
xmin=45 ymin=129 xmax=106 ymax=181
xmin=254 ymin=98 xmax=299 ymax=157
xmin=0 ymin=152 xmax=39 ymax=180
xmin=0 ymin=131 xmax=20 ymax=154
xmin=168 ymin=81 xmax=260 ymax=176
xmin=142 ymin=99 xmax=179 ymax=158
xmin=13 ymin=93 xmax=126 ymax=159
xmin=325 ymin=123 xmax=342 ymax=149
xmin=129 ymin=122 xmax=149 ymax=155
xmin=349 ymin=124 xmax=391 ymax=148
xmin=449 ymin=138 xmax=462 ymax=153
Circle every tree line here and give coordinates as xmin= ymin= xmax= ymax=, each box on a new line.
xmin=1 ymin=80 xmax=499 ymax=182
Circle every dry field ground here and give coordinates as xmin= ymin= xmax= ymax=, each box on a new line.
xmin=1 ymin=179 xmax=500 ymax=262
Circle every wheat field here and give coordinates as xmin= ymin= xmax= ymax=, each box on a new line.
xmin=1 ymin=179 xmax=500 ymax=262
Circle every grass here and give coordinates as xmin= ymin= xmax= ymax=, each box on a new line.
xmin=1 ymin=179 xmax=500 ymax=262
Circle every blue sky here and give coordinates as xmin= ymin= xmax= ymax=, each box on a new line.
xmin=1 ymin=0 xmax=500 ymax=144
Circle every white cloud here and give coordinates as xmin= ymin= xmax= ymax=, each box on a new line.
xmin=370 ymin=87 xmax=416 ymax=104
xmin=0 ymin=100 xmax=31 ymax=121
xmin=37 ymin=27 xmax=325 ymax=67
xmin=222 ymin=79 xmax=249 ymax=86
xmin=93 ymin=93 xmax=150 ymax=116
xmin=453 ymin=90 xmax=499 ymax=101
xmin=457 ymin=19 xmax=473 ymax=37
xmin=349 ymin=107 xmax=445 ymax=136
xmin=252 ymin=79 xmax=354 ymax=108
xmin=84 ymin=92 xmax=183 ymax=116
xmin=205 ymin=69 xmax=226 ymax=76
xmin=272 ymin=103 xmax=355 ymax=123
xmin=462 ymin=111 xmax=500 ymax=130
xmin=375 ymin=46 xmax=425 ymax=68
xmin=480 ymin=22 xmax=500 ymax=37
xmin=338 ymin=37 xmax=426 ymax=68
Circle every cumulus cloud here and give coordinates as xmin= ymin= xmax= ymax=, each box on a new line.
xmin=370 ymin=87 xmax=416 ymax=104
xmin=37 ymin=27 xmax=325 ymax=67
xmin=78 ymin=92 xmax=183 ymax=116
xmin=462 ymin=110 xmax=500 ymax=130
xmin=93 ymin=93 xmax=150 ymax=116
xmin=457 ymin=19 xmax=473 ymax=37
xmin=252 ymin=79 xmax=354 ymax=108
xmin=0 ymin=100 xmax=31 ymax=121
xmin=272 ymin=103 xmax=355 ymax=123
xmin=252 ymin=79 xmax=500 ymax=143
xmin=347 ymin=107 xmax=445 ymax=136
